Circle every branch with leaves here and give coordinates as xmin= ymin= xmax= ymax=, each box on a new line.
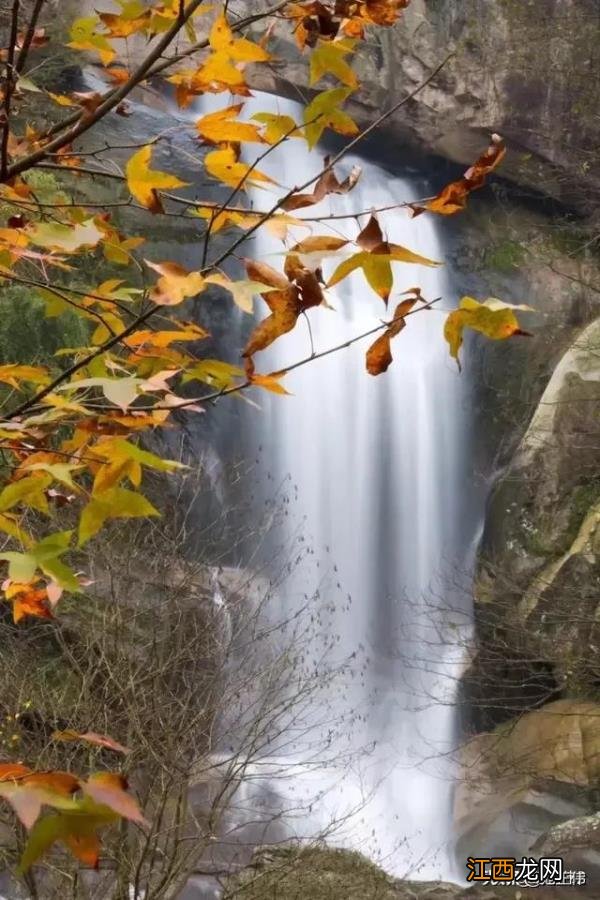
xmin=0 ymin=0 xmax=530 ymax=879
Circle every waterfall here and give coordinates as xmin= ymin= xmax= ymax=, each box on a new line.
xmin=191 ymin=92 xmax=477 ymax=883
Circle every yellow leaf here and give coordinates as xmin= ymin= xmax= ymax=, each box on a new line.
xmin=79 ymin=487 xmax=159 ymax=545
xmin=68 ymin=16 xmax=115 ymax=65
xmin=444 ymin=296 xmax=533 ymax=368
xmin=0 ymin=364 xmax=50 ymax=389
xmin=196 ymin=104 xmax=264 ymax=144
xmin=303 ymin=87 xmax=357 ymax=149
xmin=309 ymin=41 xmax=357 ymax=88
xmin=205 ymin=146 xmax=276 ymax=190
xmin=252 ymin=112 xmax=299 ymax=144
xmin=210 ymin=13 xmax=270 ymax=62
xmin=145 ymin=260 xmax=206 ymax=305
xmin=125 ymin=145 xmax=188 ymax=213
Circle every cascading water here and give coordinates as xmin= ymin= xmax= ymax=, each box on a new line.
xmin=190 ymin=92 xmax=478 ymax=885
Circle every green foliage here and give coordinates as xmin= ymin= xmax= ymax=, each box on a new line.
xmin=0 ymin=285 xmax=88 ymax=367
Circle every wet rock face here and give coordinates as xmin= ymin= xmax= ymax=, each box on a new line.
xmin=237 ymin=0 xmax=600 ymax=214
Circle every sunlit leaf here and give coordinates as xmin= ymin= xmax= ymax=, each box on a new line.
xmin=204 ymin=146 xmax=276 ymax=190
xmin=125 ymin=145 xmax=188 ymax=214
xmin=79 ymin=487 xmax=159 ymax=545
xmin=444 ymin=296 xmax=533 ymax=369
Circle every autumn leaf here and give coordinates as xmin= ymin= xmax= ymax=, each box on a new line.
xmin=366 ymin=295 xmax=420 ymax=375
xmin=27 ymin=219 xmax=103 ymax=253
xmin=327 ymin=214 xmax=440 ymax=302
xmin=310 ymin=40 xmax=358 ymax=87
xmin=146 ymin=260 xmax=206 ymax=305
xmin=204 ymin=272 xmax=278 ymax=314
xmin=196 ymin=104 xmax=264 ymax=144
xmin=282 ymin=156 xmax=361 ymax=210
xmin=4 ymin=581 xmax=53 ymax=623
xmin=252 ymin=112 xmax=299 ymax=144
xmin=125 ymin=145 xmax=188 ymax=214
xmin=444 ymin=296 xmax=533 ymax=369
xmin=18 ymin=774 xmax=145 ymax=872
xmin=79 ymin=487 xmax=159 ymax=545
xmin=0 ymin=364 xmax=50 ymax=389
xmin=183 ymin=359 xmax=245 ymax=390
xmin=242 ymin=257 xmax=326 ymax=369
xmin=409 ymin=134 xmax=506 ymax=217
xmin=249 ymin=372 xmax=290 ymax=395
xmin=0 ymin=764 xmax=79 ymax=830
xmin=303 ymin=87 xmax=358 ymax=149
xmin=98 ymin=3 xmax=151 ymax=37
xmin=209 ymin=13 xmax=270 ymax=63
xmin=52 ymin=730 xmax=130 ymax=755
xmin=0 ymin=531 xmax=78 ymax=589
xmin=68 ymin=16 xmax=115 ymax=65
xmin=204 ymin=145 xmax=276 ymax=190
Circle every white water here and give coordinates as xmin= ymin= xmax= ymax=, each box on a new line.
xmin=190 ymin=93 xmax=477 ymax=884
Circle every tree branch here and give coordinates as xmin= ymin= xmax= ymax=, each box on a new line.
xmin=0 ymin=0 xmax=20 ymax=180
xmin=204 ymin=52 xmax=454 ymax=272
xmin=14 ymin=0 xmax=45 ymax=75
xmin=3 ymin=0 xmax=208 ymax=182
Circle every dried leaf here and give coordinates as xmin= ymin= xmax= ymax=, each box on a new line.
xmin=409 ymin=134 xmax=506 ymax=217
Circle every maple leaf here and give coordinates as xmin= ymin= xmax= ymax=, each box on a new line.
xmin=252 ymin=112 xmax=300 ymax=144
xmin=196 ymin=104 xmax=264 ymax=144
xmin=303 ymin=87 xmax=358 ymax=148
xmin=52 ymin=730 xmax=130 ymax=755
xmin=68 ymin=16 xmax=115 ymax=65
xmin=204 ymin=146 xmax=276 ymax=190
xmin=242 ymin=257 xmax=325 ymax=369
xmin=4 ymin=581 xmax=53 ymax=624
xmin=145 ymin=260 xmax=206 ymax=305
xmin=366 ymin=294 xmax=421 ymax=375
xmin=98 ymin=2 xmax=151 ymax=38
xmin=204 ymin=272 xmax=278 ymax=314
xmin=18 ymin=773 xmax=146 ymax=872
xmin=327 ymin=214 xmax=440 ymax=303
xmin=409 ymin=134 xmax=506 ymax=217
xmin=282 ymin=156 xmax=361 ymax=210
xmin=125 ymin=145 xmax=188 ymax=214
xmin=310 ymin=40 xmax=358 ymax=87
xmin=79 ymin=487 xmax=159 ymax=545
xmin=0 ymin=364 xmax=50 ymax=389
xmin=27 ymin=219 xmax=103 ymax=253
xmin=183 ymin=359 xmax=245 ymax=390
xmin=444 ymin=296 xmax=533 ymax=369
xmin=0 ymin=764 xmax=80 ymax=830
xmin=209 ymin=13 xmax=270 ymax=63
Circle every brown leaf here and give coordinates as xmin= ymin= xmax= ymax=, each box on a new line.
xmin=366 ymin=296 xmax=417 ymax=375
xmin=409 ymin=134 xmax=506 ymax=217
xmin=52 ymin=730 xmax=131 ymax=755
xmin=242 ymin=260 xmax=301 ymax=364
xmin=282 ymin=156 xmax=361 ymax=211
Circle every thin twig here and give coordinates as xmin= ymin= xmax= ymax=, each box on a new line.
xmin=204 ymin=52 xmax=454 ymax=272
xmin=4 ymin=0 xmax=208 ymax=181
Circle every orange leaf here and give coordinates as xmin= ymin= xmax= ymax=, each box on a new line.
xmin=366 ymin=296 xmax=418 ymax=375
xmin=52 ymin=730 xmax=130 ymax=755
xmin=83 ymin=773 xmax=147 ymax=825
xmin=409 ymin=134 xmax=506 ymax=217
